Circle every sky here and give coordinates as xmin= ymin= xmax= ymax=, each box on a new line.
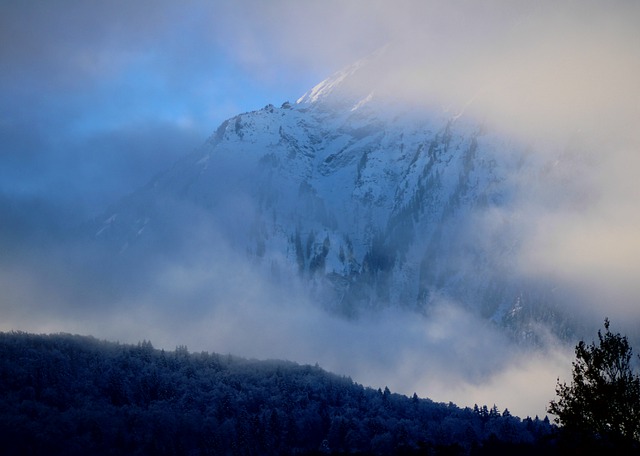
xmin=0 ymin=0 xmax=367 ymax=222
xmin=2 ymin=0 xmax=640 ymax=419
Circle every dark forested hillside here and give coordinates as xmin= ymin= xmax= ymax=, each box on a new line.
xmin=0 ymin=332 xmax=556 ymax=455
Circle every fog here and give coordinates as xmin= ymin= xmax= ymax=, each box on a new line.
xmin=0 ymin=222 xmax=572 ymax=419
xmin=2 ymin=0 xmax=639 ymax=419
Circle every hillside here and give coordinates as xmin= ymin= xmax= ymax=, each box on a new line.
xmin=0 ymin=331 xmax=556 ymax=455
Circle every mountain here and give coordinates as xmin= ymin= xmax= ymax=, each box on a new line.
xmin=93 ymin=56 xmax=581 ymax=341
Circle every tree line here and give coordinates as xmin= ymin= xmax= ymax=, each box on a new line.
xmin=2 ymin=319 xmax=638 ymax=455
xmin=0 ymin=331 xmax=555 ymax=455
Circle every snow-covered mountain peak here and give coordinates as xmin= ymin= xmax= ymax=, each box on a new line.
xmin=296 ymin=60 xmax=366 ymax=105
xmin=92 ymin=55 xmax=581 ymax=342
xmin=296 ymin=46 xmax=392 ymax=107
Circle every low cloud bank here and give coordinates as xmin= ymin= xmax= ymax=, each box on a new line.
xmin=0 ymin=227 xmax=571 ymax=419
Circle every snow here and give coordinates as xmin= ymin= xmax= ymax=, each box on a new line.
xmin=93 ymin=55 xmax=570 ymax=334
xmin=350 ymin=92 xmax=374 ymax=112
xmin=296 ymin=56 xmax=368 ymax=104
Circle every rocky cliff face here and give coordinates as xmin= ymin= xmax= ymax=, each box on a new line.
xmin=94 ymin=59 xmax=579 ymax=341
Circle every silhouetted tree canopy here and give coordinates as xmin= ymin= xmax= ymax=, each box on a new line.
xmin=548 ymin=318 xmax=640 ymax=446
xmin=0 ymin=331 xmax=559 ymax=455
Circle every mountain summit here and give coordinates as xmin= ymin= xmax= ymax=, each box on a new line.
xmin=94 ymin=58 xmax=579 ymax=341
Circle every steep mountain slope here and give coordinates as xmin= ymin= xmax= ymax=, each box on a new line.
xmin=94 ymin=59 xmax=579 ymax=340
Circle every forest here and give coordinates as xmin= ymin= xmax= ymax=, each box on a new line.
xmin=0 ymin=331 xmax=559 ymax=455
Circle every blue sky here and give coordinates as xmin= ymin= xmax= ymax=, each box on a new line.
xmin=0 ymin=1 xmax=385 ymax=222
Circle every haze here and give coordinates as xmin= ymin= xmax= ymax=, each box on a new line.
xmin=1 ymin=0 xmax=639 ymax=419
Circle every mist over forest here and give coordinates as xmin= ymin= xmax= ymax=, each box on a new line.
xmin=0 ymin=331 xmax=560 ymax=455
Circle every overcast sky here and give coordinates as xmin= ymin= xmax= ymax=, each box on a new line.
xmin=2 ymin=0 xmax=640 ymax=419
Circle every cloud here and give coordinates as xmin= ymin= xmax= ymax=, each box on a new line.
xmin=342 ymin=1 xmax=640 ymax=330
xmin=297 ymin=1 xmax=640 ymax=145
xmin=516 ymin=151 xmax=640 ymax=324
xmin=2 ymin=0 xmax=639 ymax=421
xmin=0 ymin=114 xmax=204 ymax=225
xmin=0 ymin=227 xmax=566 ymax=419
xmin=0 ymin=0 xmax=320 ymax=218
xmin=0 ymin=189 xmax=564 ymax=420
xmin=436 ymin=347 xmax=573 ymax=419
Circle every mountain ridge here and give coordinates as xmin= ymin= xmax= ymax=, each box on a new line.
xmin=92 ymin=61 xmax=580 ymax=341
